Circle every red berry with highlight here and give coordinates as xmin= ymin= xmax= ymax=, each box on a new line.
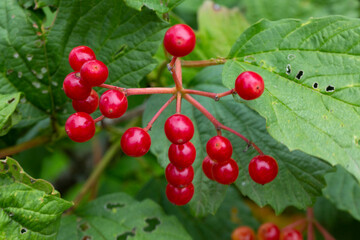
xmin=68 ymin=46 xmax=96 ymax=71
xmin=280 ymin=229 xmax=303 ymax=240
xmin=165 ymin=163 xmax=194 ymax=187
xmin=80 ymin=60 xmax=109 ymax=87
xmin=72 ymin=89 xmax=99 ymax=114
xmin=163 ymin=24 xmax=196 ymax=57
xmin=258 ymin=223 xmax=280 ymax=240
xmin=63 ymin=72 xmax=91 ymax=100
xmin=164 ymin=114 xmax=194 ymax=144
xmin=99 ymin=90 xmax=128 ymax=118
xmin=206 ymin=136 xmax=233 ymax=162
xmin=65 ymin=112 xmax=95 ymax=143
xmin=213 ymin=158 xmax=239 ymax=185
xmin=166 ymin=183 xmax=194 ymax=206
xmin=231 ymin=226 xmax=256 ymax=240
xmin=202 ymin=156 xmax=216 ymax=180
xmin=248 ymin=155 xmax=278 ymax=185
xmin=235 ymin=71 xmax=264 ymax=100
xmin=121 ymin=127 xmax=151 ymax=157
xmin=168 ymin=142 xmax=196 ymax=168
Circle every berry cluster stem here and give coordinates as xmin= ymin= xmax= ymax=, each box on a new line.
xmin=181 ymin=58 xmax=227 ymax=68
xmin=183 ymin=89 xmax=235 ymax=101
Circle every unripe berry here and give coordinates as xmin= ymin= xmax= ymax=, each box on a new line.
xmin=235 ymin=71 xmax=264 ymax=100
xmin=248 ymin=155 xmax=278 ymax=185
xmin=166 ymin=183 xmax=194 ymax=206
xmin=99 ymin=90 xmax=128 ymax=118
xmin=163 ymin=24 xmax=196 ymax=57
xmin=231 ymin=226 xmax=256 ymax=240
xmin=202 ymin=156 xmax=216 ymax=180
xmin=63 ymin=72 xmax=91 ymax=100
xmin=168 ymin=142 xmax=196 ymax=168
xmin=206 ymin=136 xmax=233 ymax=162
xmin=280 ymin=229 xmax=303 ymax=240
xmin=72 ymin=89 xmax=99 ymax=114
xmin=65 ymin=112 xmax=95 ymax=142
xmin=80 ymin=60 xmax=108 ymax=87
xmin=213 ymin=158 xmax=239 ymax=185
xmin=164 ymin=114 xmax=194 ymax=144
xmin=121 ymin=127 xmax=151 ymax=157
xmin=68 ymin=46 xmax=96 ymax=71
xmin=258 ymin=223 xmax=280 ymax=240
xmin=165 ymin=163 xmax=194 ymax=187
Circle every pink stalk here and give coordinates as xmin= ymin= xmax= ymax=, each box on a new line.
xmin=94 ymin=115 xmax=105 ymax=123
xmin=176 ymin=92 xmax=182 ymax=114
xmin=183 ymin=89 xmax=235 ymax=101
xmin=313 ymin=221 xmax=336 ymax=240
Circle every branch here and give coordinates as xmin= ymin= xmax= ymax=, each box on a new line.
xmin=307 ymin=208 xmax=314 ymax=240
xmin=0 ymin=136 xmax=51 ymax=158
xmin=176 ymin=92 xmax=182 ymax=114
xmin=181 ymin=58 xmax=227 ymax=68
xmin=126 ymin=87 xmax=176 ymax=96
xmin=170 ymin=58 xmax=182 ymax=90
xmin=183 ymin=88 xmax=235 ymax=101
xmin=313 ymin=221 xmax=336 ymax=240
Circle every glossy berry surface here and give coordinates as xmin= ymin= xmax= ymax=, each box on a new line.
xmin=280 ymin=229 xmax=303 ymax=240
xmin=68 ymin=46 xmax=96 ymax=71
xmin=235 ymin=71 xmax=264 ymax=100
xmin=166 ymin=183 xmax=194 ymax=206
xmin=168 ymin=142 xmax=196 ymax=168
xmin=165 ymin=163 xmax=194 ymax=187
xmin=80 ymin=60 xmax=109 ymax=87
xmin=213 ymin=158 xmax=239 ymax=185
xmin=164 ymin=114 xmax=194 ymax=144
xmin=258 ymin=223 xmax=280 ymax=240
xmin=99 ymin=90 xmax=128 ymax=118
xmin=163 ymin=24 xmax=196 ymax=57
xmin=72 ymin=89 xmax=99 ymax=114
xmin=231 ymin=226 xmax=256 ymax=240
xmin=63 ymin=72 xmax=91 ymax=100
xmin=202 ymin=156 xmax=216 ymax=180
xmin=206 ymin=136 xmax=233 ymax=162
xmin=65 ymin=112 xmax=95 ymax=143
xmin=248 ymin=155 xmax=278 ymax=185
xmin=121 ymin=127 xmax=151 ymax=157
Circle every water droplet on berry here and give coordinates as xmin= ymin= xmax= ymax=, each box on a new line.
xmin=287 ymin=54 xmax=296 ymax=60
xmin=17 ymin=72 xmax=22 ymax=78
xmin=13 ymin=52 xmax=19 ymax=58
xmin=32 ymin=81 xmax=41 ymax=88
xmin=26 ymin=54 xmax=33 ymax=61
xmin=244 ymin=55 xmax=255 ymax=63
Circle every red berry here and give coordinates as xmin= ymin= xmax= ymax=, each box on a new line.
xmin=202 ymin=156 xmax=216 ymax=180
xmin=248 ymin=155 xmax=278 ymax=185
xmin=63 ymin=72 xmax=92 ymax=100
xmin=258 ymin=223 xmax=280 ymax=240
xmin=206 ymin=136 xmax=233 ymax=162
xmin=72 ymin=89 xmax=99 ymax=114
xmin=235 ymin=71 xmax=264 ymax=100
xmin=65 ymin=112 xmax=95 ymax=142
xmin=68 ymin=46 xmax=96 ymax=71
xmin=231 ymin=226 xmax=256 ymax=240
xmin=165 ymin=163 xmax=194 ymax=187
xmin=99 ymin=90 xmax=128 ymax=118
xmin=168 ymin=142 xmax=196 ymax=168
xmin=163 ymin=24 xmax=196 ymax=57
xmin=280 ymin=229 xmax=303 ymax=240
xmin=166 ymin=183 xmax=194 ymax=206
xmin=80 ymin=60 xmax=109 ymax=87
xmin=121 ymin=127 xmax=151 ymax=157
xmin=213 ymin=158 xmax=239 ymax=185
xmin=164 ymin=114 xmax=194 ymax=144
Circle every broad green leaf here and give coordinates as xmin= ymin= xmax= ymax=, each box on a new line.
xmin=57 ymin=193 xmax=191 ymax=240
xmin=323 ymin=165 xmax=360 ymax=221
xmin=223 ymin=16 xmax=360 ymax=183
xmin=0 ymin=93 xmax=21 ymax=136
xmin=0 ymin=157 xmax=72 ymax=239
xmin=144 ymin=65 xmax=332 ymax=215
xmin=124 ymin=0 xmax=185 ymax=13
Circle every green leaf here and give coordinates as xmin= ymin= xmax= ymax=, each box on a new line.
xmin=124 ymin=0 xmax=185 ymax=13
xmin=0 ymin=93 xmax=21 ymax=136
xmin=57 ymin=193 xmax=192 ymax=240
xmin=322 ymin=165 xmax=360 ymax=221
xmin=144 ymin=65 xmax=331 ymax=215
xmin=0 ymin=157 xmax=72 ymax=239
xmin=223 ymin=16 xmax=360 ymax=183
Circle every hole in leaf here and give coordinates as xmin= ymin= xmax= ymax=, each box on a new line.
xmin=7 ymin=98 xmax=15 ymax=104
xmin=82 ymin=236 xmax=92 ymax=240
xmin=79 ymin=222 xmax=90 ymax=231
xmin=117 ymin=230 xmax=136 ymax=240
xmin=20 ymin=228 xmax=27 ymax=234
xmin=105 ymin=202 xmax=125 ymax=210
xmin=295 ymin=70 xmax=303 ymax=80
xmin=326 ymin=85 xmax=335 ymax=92
xmin=286 ymin=64 xmax=291 ymax=75
xmin=313 ymin=82 xmax=318 ymax=89
xmin=143 ymin=218 xmax=161 ymax=232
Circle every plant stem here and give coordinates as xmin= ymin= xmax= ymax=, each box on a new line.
xmin=126 ymin=87 xmax=176 ymax=96
xmin=181 ymin=58 xmax=227 ymax=67
xmin=170 ymin=58 xmax=182 ymax=90
xmin=176 ymin=92 xmax=182 ymax=113
xmin=313 ymin=221 xmax=335 ymax=240
xmin=143 ymin=95 xmax=176 ymax=132
xmin=168 ymin=56 xmax=177 ymax=69
xmin=283 ymin=219 xmax=307 ymax=231
xmin=182 ymin=89 xmax=235 ymax=100
xmin=307 ymin=208 xmax=315 ymax=240
xmin=94 ymin=115 xmax=104 ymax=123
xmin=0 ymin=136 xmax=51 ymax=158
xmin=99 ymin=83 xmax=125 ymax=91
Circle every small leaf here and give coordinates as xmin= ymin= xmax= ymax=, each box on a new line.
xmin=0 ymin=92 xmax=21 ymax=136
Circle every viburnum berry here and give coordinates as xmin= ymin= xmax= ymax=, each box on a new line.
xmin=166 ymin=183 xmax=194 ymax=206
xmin=235 ymin=71 xmax=264 ymax=100
xmin=99 ymin=90 xmax=128 ymax=118
xmin=248 ymin=155 xmax=278 ymax=185
xmin=202 ymin=156 xmax=216 ymax=180
xmin=163 ymin=24 xmax=196 ymax=57
xmin=231 ymin=226 xmax=256 ymax=240
xmin=280 ymin=229 xmax=303 ymax=240
xmin=168 ymin=142 xmax=196 ymax=168
xmin=206 ymin=136 xmax=233 ymax=162
xmin=72 ymin=89 xmax=99 ymax=114
xmin=80 ymin=60 xmax=109 ymax=87
xmin=65 ymin=112 xmax=95 ymax=142
xmin=68 ymin=46 xmax=96 ymax=71
xmin=258 ymin=223 xmax=281 ymax=240
xmin=121 ymin=127 xmax=151 ymax=157
xmin=165 ymin=163 xmax=194 ymax=187
xmin=164 ymin=114 xmax=194 ymax=144
xmin=213 ymin=158 xmax=239 ymax=185
xmin=63 ymin=72 xmax=91 ymax=100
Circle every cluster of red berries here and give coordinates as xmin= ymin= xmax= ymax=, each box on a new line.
xmin=232 ymin=223 xmax=303 ymax=240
